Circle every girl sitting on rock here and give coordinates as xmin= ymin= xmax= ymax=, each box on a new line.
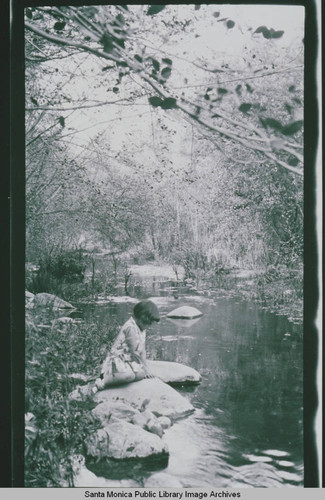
xmin=93 ymin=300 xmax=160 ymax=392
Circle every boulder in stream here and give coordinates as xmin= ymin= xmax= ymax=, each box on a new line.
xmin=33 ymin=292 xmax=75 ymax=310
xmin=146 ymin=359 xmax=201 ymax=385
xmin=92 ymin=400 xmax=139 ymax=426
xmin=85 ymin=421 xmax=168 ymax=460
xmin=93 ymin=378 xmax=194 ymax=419
xmin=167 ymin=305 xmax=203 ymax=319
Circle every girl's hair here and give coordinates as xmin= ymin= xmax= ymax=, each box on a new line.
xmin=133 ymin=300 xmax=160 ymax=323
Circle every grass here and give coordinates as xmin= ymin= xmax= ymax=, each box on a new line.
xmin=25 ymin=306 xmax=118 ymax=487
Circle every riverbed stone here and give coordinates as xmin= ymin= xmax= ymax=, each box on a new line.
xmin=85 ymin=421 xmax=168 ymax=460
xmin=92 ymin=400 xmax=139 ymax=426
xmin=33 ymin=292 xmax=75 ymax=310
xmin=167 ymin=305 xmax=203 ymax=319
xmin=131 ymin=409 xmax=164 ymax=437
xmin=146 ymin=359 xmax=201 ymax=385
xmin=157 ymin=416 xmax=172 ymax=429
xmin=93 ymin=378 xmax=194 ymax=419
xmin=144 ymin=472 xmax=183 ymax=487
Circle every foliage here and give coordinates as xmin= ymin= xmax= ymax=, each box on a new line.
xmin=25 ymin=4 xmax=304 ymax=175
xmin=24 ymin=4 xmax=303 ymax=305
xmin=29 ymin=248 xmax=87 ymax=294
xmin=25 ymin=308 xmax=118 ymax=486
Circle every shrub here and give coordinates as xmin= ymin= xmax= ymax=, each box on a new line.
xmin=29 ymin=249 xmax=88 ymax=295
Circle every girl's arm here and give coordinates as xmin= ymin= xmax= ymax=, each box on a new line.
xmin=125 ymin=327 xmax=152 ymax=376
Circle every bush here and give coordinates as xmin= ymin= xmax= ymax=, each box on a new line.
xmin=29 ymin=249 xmax=88 ymax=296
xmin=25 ymin=309 xmax=118 ymax=486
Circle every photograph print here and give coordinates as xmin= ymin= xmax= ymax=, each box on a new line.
xmin=24 ymin=2 xmax=315 ymax=489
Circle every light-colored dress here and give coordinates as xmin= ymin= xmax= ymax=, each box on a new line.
xmin=101 ymin=316 xmax=146 ymax=377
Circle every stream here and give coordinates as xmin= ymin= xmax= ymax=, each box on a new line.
xmin=75 ymin=267 xmax=303 ymax=488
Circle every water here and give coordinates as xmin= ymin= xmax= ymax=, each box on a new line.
xmin=77 ymin=272 xmax=303 ymax=488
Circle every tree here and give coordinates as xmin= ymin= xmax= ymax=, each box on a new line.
xmin=25 ymin=4 xmax=303 ymax=175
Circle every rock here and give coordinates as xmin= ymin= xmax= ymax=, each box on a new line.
xmin=166 ymin=317 xmax=202 ymax=328
xmin=157 ymin=416 xmax=172 ymax=429
xmin=63 ymin=455 xmax=139 ymax=487
xmin=25 ymin=291 xmax=35 ymax=309
xmin=131 ymin=412 xmax=150 ymax=428
xmin=92 ymin=400 xmax=139 ymax=426
xmin=167 ymin=305 xmax=203 ymax=319
xmin=144 ymin=472 xmax=183 ymax=487
xmin=33 ymin=293 xmax=75 ymax=310
xmin=94 ymin=378 xmax=194 ymax=419
xmin=85 ymin=421 xmax=168 ymax=460
xmin=131 ymin=410 xmax=164 ymax=437
xmin=146 ymin=418 xmax=164 ymax=438
xmin=146 ymin=359 xmax=201 ymax=385
xmin=69 ymin=383 xmax=95 ymax=401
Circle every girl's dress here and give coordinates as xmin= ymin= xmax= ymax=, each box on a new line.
xmin=100 ymin=316 xmax=146 ymax=378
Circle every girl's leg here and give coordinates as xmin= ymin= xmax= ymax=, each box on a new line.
xmin=134 ymin=367 xmax=146 ymax=381
xmin=102 ymin=371 xmax=136 ymax=387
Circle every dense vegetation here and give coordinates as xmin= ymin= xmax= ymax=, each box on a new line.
xmin=24 ymin=4 xmax=304 ymax=486
xmin=25 ymin=4 xmax=303 ymax=276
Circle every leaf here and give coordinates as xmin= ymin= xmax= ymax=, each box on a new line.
xmin=54 ymin=22 xmax=66 ymax=31
xmin=151 ymin=59 xmax=160 ymax=71
xmin=115 ymin=13 xmax=125 ymax=26
xmin=213 ymin=11 xmax=220 ymax=17
xmin=161 ymin=67 xmax=172 ymax=79
xmin=235 ymin=84 xmax=242 ymax=95
xmin=102 ymin=65 xmax=114 ymax=71
xmin=264 ymin=118 xmax=283 ymax=131
xmin=284 ymin=103 xmax=293 ymax=114
xmin=262 ymin=29 xmax=272 ymax=39
xmin=30 ymin=97 xmax=38 ymax=105
xmin=239 ymin=103 xmax=252 ymax=113
xmin=288 ymin=156 xmax=299 ymax=166
xmin=160 ymin=98 xmax=177 ymax=110
xmin=204 ymin=93 xmax=210 ymax=101
xmin=58 ymin=116 xmax=65 ymax=127
xmin=148 ymin=96 xmax=163 ymax=107
xmin=218 ymin=88 xmax=228 ymax=95
xmin=25 ymin=8 xmax=33 ymax=19
xmin=271 ymin=30 xmax=284 ymax=38
xmin=288 ymin=85 xmax=295 ymax=92
xmin=254 ymin=25 xmax=268 ymax=34
xmin=134 ymin=54 xmax=143 ymax=63
xmin=226 ymin=20 xmax=235 ymax=29
xmin=162 ymin=58 xmax=172 ymax=66
xmin=112 ymin=87 xmax=119 ymax=93
xmin=147 ymin=5 xmax=166 ymax=16
xmin=281 ymin=120 xmax=303 ymax=136
xmin=246 ymin=83 xmax=254 ymax=93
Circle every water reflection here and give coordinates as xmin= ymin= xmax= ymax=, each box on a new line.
xmin=78 ymin=275 xmax=303 ymax=487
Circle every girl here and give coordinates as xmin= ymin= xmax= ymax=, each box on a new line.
xmin=93 ymin=300 xmax=160 ymax=391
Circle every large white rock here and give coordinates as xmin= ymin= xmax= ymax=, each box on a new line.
xmin=146 ymin=360 xmax=201 ymax=385
xmin=92 ymin=400 xmax=139 ymax=427
xmin=85 ymin=421 xmax=168 ymax=459
xmin=33 ymin=292 xmax=75 ymax=309
xmin=61 ymin=455 xmax=138 ymax=487
xmin=167 ymin=306 xmax=203 ymax=319
xmin=166 ymin=317 xmax=202 ymax=328
xmin=93 ymin=378 xmax=194 ymax=419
